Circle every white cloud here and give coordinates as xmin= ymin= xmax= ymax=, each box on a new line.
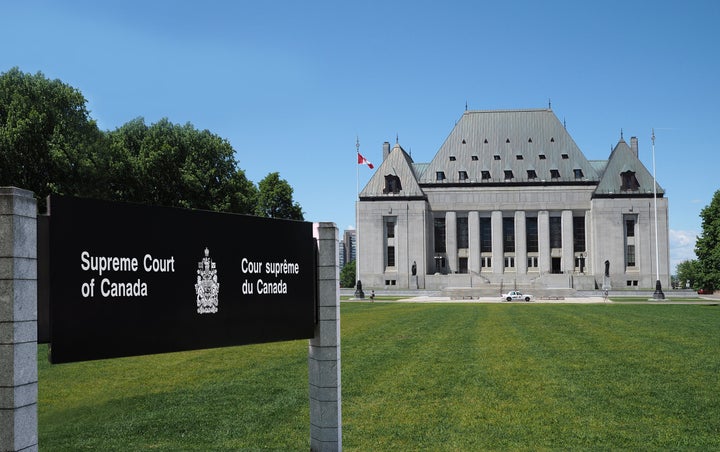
xmin=669 ymin=229 xmax=698 ymax=273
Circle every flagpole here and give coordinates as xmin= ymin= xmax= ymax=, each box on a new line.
xmin=355 ymin=137 xmax=360 ymax=293
xmin=651 ymin=128 xmax=665 ymax=300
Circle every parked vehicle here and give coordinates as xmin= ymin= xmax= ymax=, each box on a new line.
xmin=697 ymin=288 xmax=712 ymax=295
xmin=501 ymin=290 xmax=533 ymax=302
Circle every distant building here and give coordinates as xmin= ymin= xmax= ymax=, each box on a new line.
xmin=342 ymin=229 xmax=356 ymax=266
xmin=357 ymin=109 xmax=670 ymax=292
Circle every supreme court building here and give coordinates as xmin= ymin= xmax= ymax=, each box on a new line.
xmin=357 ymin=108 xmax=670 ymax=292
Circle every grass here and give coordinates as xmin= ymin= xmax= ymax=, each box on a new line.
xmin=39 ymin=303 xmax=720 ymax=450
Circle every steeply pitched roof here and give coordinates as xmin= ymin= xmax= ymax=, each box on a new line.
xmin=359 ymin=143 xmax=425 ymax=198
xmin=419 ymin=109 xmax=599 ymax=184
xmin=594 ymin=139 xmax=665 ymax=197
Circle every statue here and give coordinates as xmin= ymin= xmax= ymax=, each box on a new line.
xmin=412 ymin=261 xmax=417 ymax=276
xmin=604 ymin=260 xmax=610 ymax=278
xmin=354 ymin=279 xmax=365 ymax=299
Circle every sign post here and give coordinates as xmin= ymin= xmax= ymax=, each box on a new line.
xmin=0 ymin=187 xmax=38 ymax=452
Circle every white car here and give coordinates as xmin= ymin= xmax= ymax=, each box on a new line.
xmin=501 ymin=290 xmax=533 ymax=302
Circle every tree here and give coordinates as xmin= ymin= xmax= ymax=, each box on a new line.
xmin=0 ymin=67 xmax=104 ymax=203
xmin=255 ymin=172 xmax=304 ymax=220
xmin=340 ymin=260 xmax=356 ymax=288
xmin=695 ymin=189 xmax=720 ymax=290
xmin=105 ymin=118 xmax=258 ymax=214
xmin=676 ymin=259 xmax=701 ymax=290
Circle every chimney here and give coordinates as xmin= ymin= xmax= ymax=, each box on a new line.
xmin=383 ymin=141 xmax=391 ymax=161
xmin=630 ymin=137 xmax=638 ymax=157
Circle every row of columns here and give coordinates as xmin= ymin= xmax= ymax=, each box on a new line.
xmin=442 ymin=210 xmax=584 ymax=275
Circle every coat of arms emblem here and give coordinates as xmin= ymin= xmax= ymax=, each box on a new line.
xmin=195 ymin=247 xmax=219 ymax=314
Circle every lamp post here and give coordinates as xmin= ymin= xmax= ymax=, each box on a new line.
xmin=651 ymin=129 xmax=665 ymax=300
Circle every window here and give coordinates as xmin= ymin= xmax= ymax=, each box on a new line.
xmin=385 ymin=279 xmax=397 ymax=286
xmin=526 ymin=217 xmax=538 ymax=252
xmin=434 ymin=217 xmax=446 ymax=253
xmin=626 ymin=245 xmax=636 ymax=267
xmin=503 ymin=217 xmax=515 ymax=253
xmin=573 ymin=216 xmax=585 ymax=252
xmin=481 ymin=170 xmax=491 ymax=180
xmin=550 ymin=169 xmax=561 ymax=179
xmin=528 ymin=138 xmax=533 ymax=143
xmin=504 ymin=170 xmax=514 ymax=180
xmin=550 ymin=217 xmax=562 ymax=248
xmin=626 ymin=218 xmax=635 ymax=237
xmin=484 ymin=138 xmax=488 ymax=144
xmin=386 ymin=246 xmax=395 ymax=267
xmin=527 ymin=256 xmax=538 ymax=268
xmin=386 ymin=219 xmax=395 ymax=238
xmin=506 ymin=138 xmax=510 ymax=143
xmin=550 ymin=137 xmax=555 ymax=142
xmin=626 ymin=280 xmax=638 ymax=287
xmin=573 ymin=169 xmax=584 ymax=179
xmin=504 ymin=256 xmax=515 ymax=268
xmin=383 ymin=175 xmax=402 ymax=194
xmin=561 ymin=153 xmax=569 ymax=159
xmin=449 ymin=156 xmax=456 ymax=161
xmin=480 ymin=218 xmax=492 ymax=252
xmin=493 ymin=155 xmax=501 ymax=160
xmin=527 ymin=169 xmax=538 ymax=179
xmin=516 ymin=155 xmax=524 ymax=160
xmin=436 ymin=171 xmax=446 ymax=181
xmin=621 ymin=171 xmax=640 ymax=191
xmin=481 ymin=256 xmax=492 ymax=268
xmin=457 ymin=217 xmax=469 ymax=249
xmin=539 ymin=154 xmax=547 ymax=160
xmin=471 ymin=155 xmax=479 ymax=161
xmin=458 ymin=170 xmax=468 ymax=181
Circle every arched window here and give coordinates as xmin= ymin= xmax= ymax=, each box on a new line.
xmin=384 ymin=174 xmax=402 ymax=194
xmin=620 ymin=171 xmax=640 ymax=191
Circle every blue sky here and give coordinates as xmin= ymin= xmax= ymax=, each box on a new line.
xmin=3 ymin=0 xmax=719 ymax=272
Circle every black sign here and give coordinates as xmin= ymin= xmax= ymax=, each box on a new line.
xmin=43 ymin=195 xmax=316 ymax=363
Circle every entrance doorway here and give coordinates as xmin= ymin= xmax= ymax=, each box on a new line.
xmin=551 ymin=257 xmax=562 ymax=274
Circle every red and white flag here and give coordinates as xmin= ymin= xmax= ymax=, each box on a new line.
xmin=357 ymin=152 xmax=374 ymax=169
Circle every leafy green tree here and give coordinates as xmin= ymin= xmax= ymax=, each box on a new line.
xmin=340 ymin=260 xmax=356 ymax=288
xmin=0 ymin=67 xmax=105 ymax=202
xmin=105 ymin=118 xmax=257 ymax=214
xmin=676 ymin=259 xmax=701 ymax=290
xmin=255 ymin=172 xmax=304 ymax=220
xmin=695 ymin=189 xmax=720 ymax=290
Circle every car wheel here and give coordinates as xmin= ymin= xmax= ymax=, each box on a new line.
xmin=525 ymin=297 xmax=530 ymax=302
xmin=506 ymin=297 xmax=512 ymax=301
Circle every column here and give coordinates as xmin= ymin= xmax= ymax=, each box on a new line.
xmin=0 ymin=187 xmax=38 ymax=452
xmin=468 ymin=211 xmax=480 ymax=274
xmin=491 ymin=210 xmax=503 ymax=274
xmin=445 ymin=211 xmax=457 ymax=274
xmin=538 ymin=211 xmax=550 ymax=274
xmin=309 ymin=223 xmax=341 ymax=452
xmin=561 ymin=210 xmax=574 ymax=273
xmin=515 ymin=211 xmax=527 ymax=274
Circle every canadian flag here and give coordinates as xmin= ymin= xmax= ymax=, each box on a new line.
xmin=357 ymin=152 xmax=374 ymax=169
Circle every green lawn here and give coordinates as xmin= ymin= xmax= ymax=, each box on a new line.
xmin=39 ymin=303 xmax=720 ymax=450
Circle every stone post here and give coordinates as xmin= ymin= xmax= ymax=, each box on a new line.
xmin=309 ymin=223 xmax=341 ymax=451
xmin=0 ymin=187 xmax=38 ymax=452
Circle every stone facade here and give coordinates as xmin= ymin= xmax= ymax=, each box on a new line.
xmin=357 ymin=109 xmax=670 ymax=293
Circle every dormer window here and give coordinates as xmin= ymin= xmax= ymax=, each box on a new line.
xmin=550 ymin=169 xmax=561 ymax=179
xmin=516 ymin=155 xmax=524 ymax=160
xmin=539 ymin=154 xmax=546 ymax=160
xmin=383 ymin=174 xmax=402 ymax=194
xmin=458 ymin=171 xmax=468 ymax=181
xmin=493 ymin=155 xmax=501 ymax=160
xmin=527 ymin=169 xmax=537 ymax=179
xmin=436 ymin=171 xmax=446 ymax=181
xmin=561 ymin=153 xmax=569 ymax=159
xmin=449 ymin=156 xmax=456 ymax=161
xmin=471 ymin=155 xmax=479 ymax=161
xmin=621 ymin=171 xmax=640 ymax=191
xmin=481 ymin=170 xmax=491 ymax=180
xmin=504 ymin=170 xmax=514 ymax=180
xmin=573 ymin=169 xmax=584 ymax=179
